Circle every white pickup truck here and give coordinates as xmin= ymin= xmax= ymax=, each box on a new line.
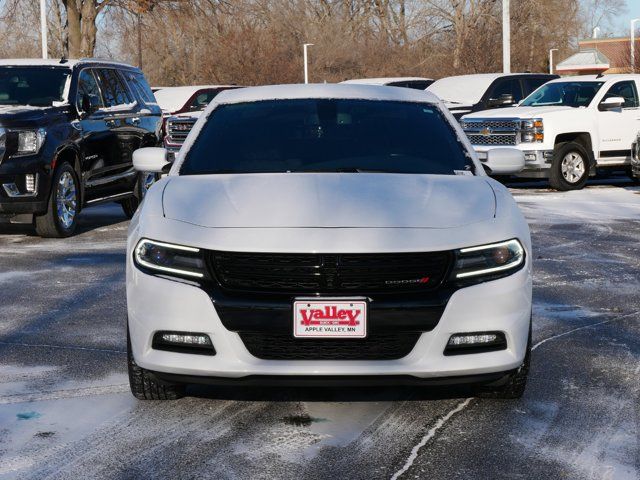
xmin=461 ymin=75 xmax=640 ymax=190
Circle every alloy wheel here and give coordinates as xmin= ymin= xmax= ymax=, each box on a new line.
xmin=560 ymin=152 xmax=585 ymax=184
xmin=56 ymin=171 xmax=77 ymax=229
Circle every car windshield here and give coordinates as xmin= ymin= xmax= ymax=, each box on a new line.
xmin=0 ymin=67 xmax=70 ymax=107
xmin=181 ymin=98 xmax=473 ymax=175
xmin=520 ymin=81 xmax=605 ymax=107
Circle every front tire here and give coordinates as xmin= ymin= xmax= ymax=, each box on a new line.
xmin=34 ymin=163 xmax=80 ymax=238
xmin=549 ymin=142 xmax=589 ymax=191
xmin=127 ymin=328 xmax=185 ymax=400
xmin=121 ymin=172 xmax=159 ymax=219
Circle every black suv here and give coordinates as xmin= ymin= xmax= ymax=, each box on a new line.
xmin=0 ymin=59 xmax=162 ymax=237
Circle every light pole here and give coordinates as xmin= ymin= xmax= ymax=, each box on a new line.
xmin=303 ymin=43 xmax=314 ymax=84
xmin=502 ymin=0 xmax=510 ymax=74
xmin=631 ymin=19 xmax=640 ymax=73
xmin=549 ymin=48 xmax=558 ymax=75
xmin=592 ymin=26 xmax=600 ymax=39
xmin=39 ymin=0 xmax=48 ymax=59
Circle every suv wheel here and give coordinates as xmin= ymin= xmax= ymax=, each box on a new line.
xmin=127 ymin=327 xmax=185 ymax=400
xmin=34 ymin=163 xmax=79 ymax=238
xmin=121 ymin=172 xmax=159 ymax=219
xmin=549 ymin=142 xmax=589 ymax=191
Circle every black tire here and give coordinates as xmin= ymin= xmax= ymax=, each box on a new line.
xmin=120 ymin=172 xmax=159 ymax=219
xmin=475 ymin=323 xmax=531 ymax=400
xmin=127 ymin=328 xmax=185 ymax=400
xmin=34 ymin=162 xmax=80 ymax=238
xmin=548 ymin=142 xmax=590 ymax=191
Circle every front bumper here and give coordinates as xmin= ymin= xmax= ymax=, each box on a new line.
xmin=0 ymin=151 xmax=52 ymax=215
xmin=127 ymin=259 xmax=532 ymax=380
xmin=475 ymin=147 xmax=554 ymax=178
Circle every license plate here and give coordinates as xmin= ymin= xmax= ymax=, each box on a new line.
xmin=293 ymin=299 xmax=367 ymax=338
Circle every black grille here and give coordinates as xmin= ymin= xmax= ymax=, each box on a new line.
xmin=467 ymin=133 xmax=517 ymax=146
xmin=240 ymin=332 xmax=420 ymax=360
xmin=207 ymin=251 xmax=452 ymax=295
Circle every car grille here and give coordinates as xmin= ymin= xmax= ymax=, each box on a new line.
xmin=239 ymin=332 xmax=421 ymax=360
xmin=462 ymin=118 xmax=519 ymax=146
xmin=166 ymin=118 xmax=197 ymax=145
xmin=467 ymin=133 xmax=517 ymax=146
xmin=207 ymin=251 xmax=452 ymax=295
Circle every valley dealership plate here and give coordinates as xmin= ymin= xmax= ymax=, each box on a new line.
xmin=293 ymin=299 xmax=367 ymax=338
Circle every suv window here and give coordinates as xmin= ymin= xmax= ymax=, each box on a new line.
xmin=181 ymin=99 xmax=473 ymax=176
xmin=97 ymin=69 xmax=133 ymax=107
xmin=188 ymin=90 xmax=220 ymax=110
xmin=125 ymin=71 xmax=156 ymax=104
xmin=523 ymin=77 xmax=550 ymax=95
xmin=76 ymin=69 xmax=104 ymax=111
xmin=490 ymin=78 xmax=524 ymax=103
xmin=0 ymin=67 xmax=69 ymax=106
xmin=603 ymin=81 xmax=639 ymax=108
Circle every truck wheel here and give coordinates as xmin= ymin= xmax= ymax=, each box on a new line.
xmin=475 ymin=322 xmax=531 ymax=399
xmin=34 ymin=163 xmax=80 ymax=238
xmin=549 ymin=142 xmax=589 ymax=191
xmin=120 ymin=172 xmax=158 ymax=219
xmin=127 ymin=327 xmax=185 ymax=400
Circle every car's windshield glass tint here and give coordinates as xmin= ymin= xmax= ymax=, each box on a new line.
xmin=181 ymin=99 xmax=472 ymax=175
xmin=0 ymin=67 xmax=69 ymax=106
xmin=520 ymin=81 xmax=604 ymax=107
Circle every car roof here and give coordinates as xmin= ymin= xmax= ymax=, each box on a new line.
xmin=341 ymin=77 xmax=433 ymax=85
xmin=547 ymin=74 xmax=640 ymax=83
xmin=154 ymin=85 xmax=241 ymax=112
xmin=212 ymin=83 xmax=441 ymax=105
xmin=0 ymin=58 xmax=137 ymax=69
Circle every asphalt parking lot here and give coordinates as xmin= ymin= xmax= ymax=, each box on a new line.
xmin=1 ymin=180 xmax=639 ymax=480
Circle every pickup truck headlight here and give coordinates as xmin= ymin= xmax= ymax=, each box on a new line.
xmin=134 ymin=239 xmax=206 ymax=279
xmin=520 ymin=119 xmax=543 ymax=143
xmin=451 ymin=239 xmax=525 ymax=283
xmin=14 ymin=128 xmax=47 ymax=157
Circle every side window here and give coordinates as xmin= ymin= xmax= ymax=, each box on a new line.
xmin=523 ymin=77 xmax=550 ymax=96
xmin=126 ymin=71 xmax=156 ymax=104
xmin=603 ymin=81 xmax=639 ymax=108
xmin=96 ymin=69 xmax=132 ymax=107
xmin=188 ymin=90 xmax=219 ymax=110
xmin=490 ymin=79 xmax=524 ymax=103
xmin=76 ymin=69 xmax=104 ymax=111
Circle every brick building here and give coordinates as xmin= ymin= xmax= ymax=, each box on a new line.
xmin=556 ymin=37 xmax=640 ymax=75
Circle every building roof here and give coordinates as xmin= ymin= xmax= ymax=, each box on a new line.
xmin=556 ymin=49 xmax=610 ymax=72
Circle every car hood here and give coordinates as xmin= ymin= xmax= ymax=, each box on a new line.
xmin=463 ymin=105 xmax=575 ymax=119
xmin=162 ymin=173 xmax=496 ymax=229
xmin=0 ymin=104 xmax=67 ymax=126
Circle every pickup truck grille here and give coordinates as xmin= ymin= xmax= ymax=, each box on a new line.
xmin=207 ymin=251 xmax=452 ymax=295
xmin=166 ymin=117 xmax=197 ymax=146
xmin=462 ymin=118 xmax=520 ymax=146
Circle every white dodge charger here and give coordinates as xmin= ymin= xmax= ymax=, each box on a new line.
xmin=126 ymin=84 xmax=532 ymax=400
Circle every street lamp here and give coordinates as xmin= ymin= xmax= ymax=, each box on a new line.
xmin=303 ymin=43 xmax=314 ymax=84
xmin=549 ymin=48 xmax=558 ymax=75
xmin=632 ymin=19 xmax=640 ymax=73
xmin=502 ymin=0 xmax=510 ymax=74
xmin=39 ymin=0 xmax=47 ymax=59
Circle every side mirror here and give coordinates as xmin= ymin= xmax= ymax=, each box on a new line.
xmin=482 ymin=148 xmax=525 ymax=175
xmin=599 ymin=96 xmax=625 ymax=111
xmin=488 ymin=93 xmax=514 ymax=108
xmin=133 ymin=147 xmax=170 ymax=173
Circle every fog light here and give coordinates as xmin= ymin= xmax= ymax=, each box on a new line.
xmin=25 ymin=174 xmax=36 ymax=193
xmin=152 ymin=331 xmax=215 ymax=355
xmin=444 ymin=332 xmax=506 ymax=355
xmin=524 ymin=153 xmax=537 ymax=162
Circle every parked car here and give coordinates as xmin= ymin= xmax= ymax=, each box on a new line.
xmin=461 ymin=74 xmax=640 ymax=190
xmin=632 ymin=131 xmax=640 ymax=181
xmin=154 ymin=85 xmax=242 ymax=159
xmin=427 ymin=73 xmax=558 ymax=119
xmin=341 ymin=77 xmax=434 ymax=90
xmin=0 ymin=58 xmax=162 ymax=237
xmin=126 ymin=84 xmax=532 ymax=400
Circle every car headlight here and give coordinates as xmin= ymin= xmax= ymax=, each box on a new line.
xmin=451 ymin=239 xmax=525 ymax=283
xmin=133 ymin=239 xmax=206 ymax=279
xmin=520 ymin=119 xmax=543 ymax=143
xmin=13 ymin=128 xmax=47 ymax=157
